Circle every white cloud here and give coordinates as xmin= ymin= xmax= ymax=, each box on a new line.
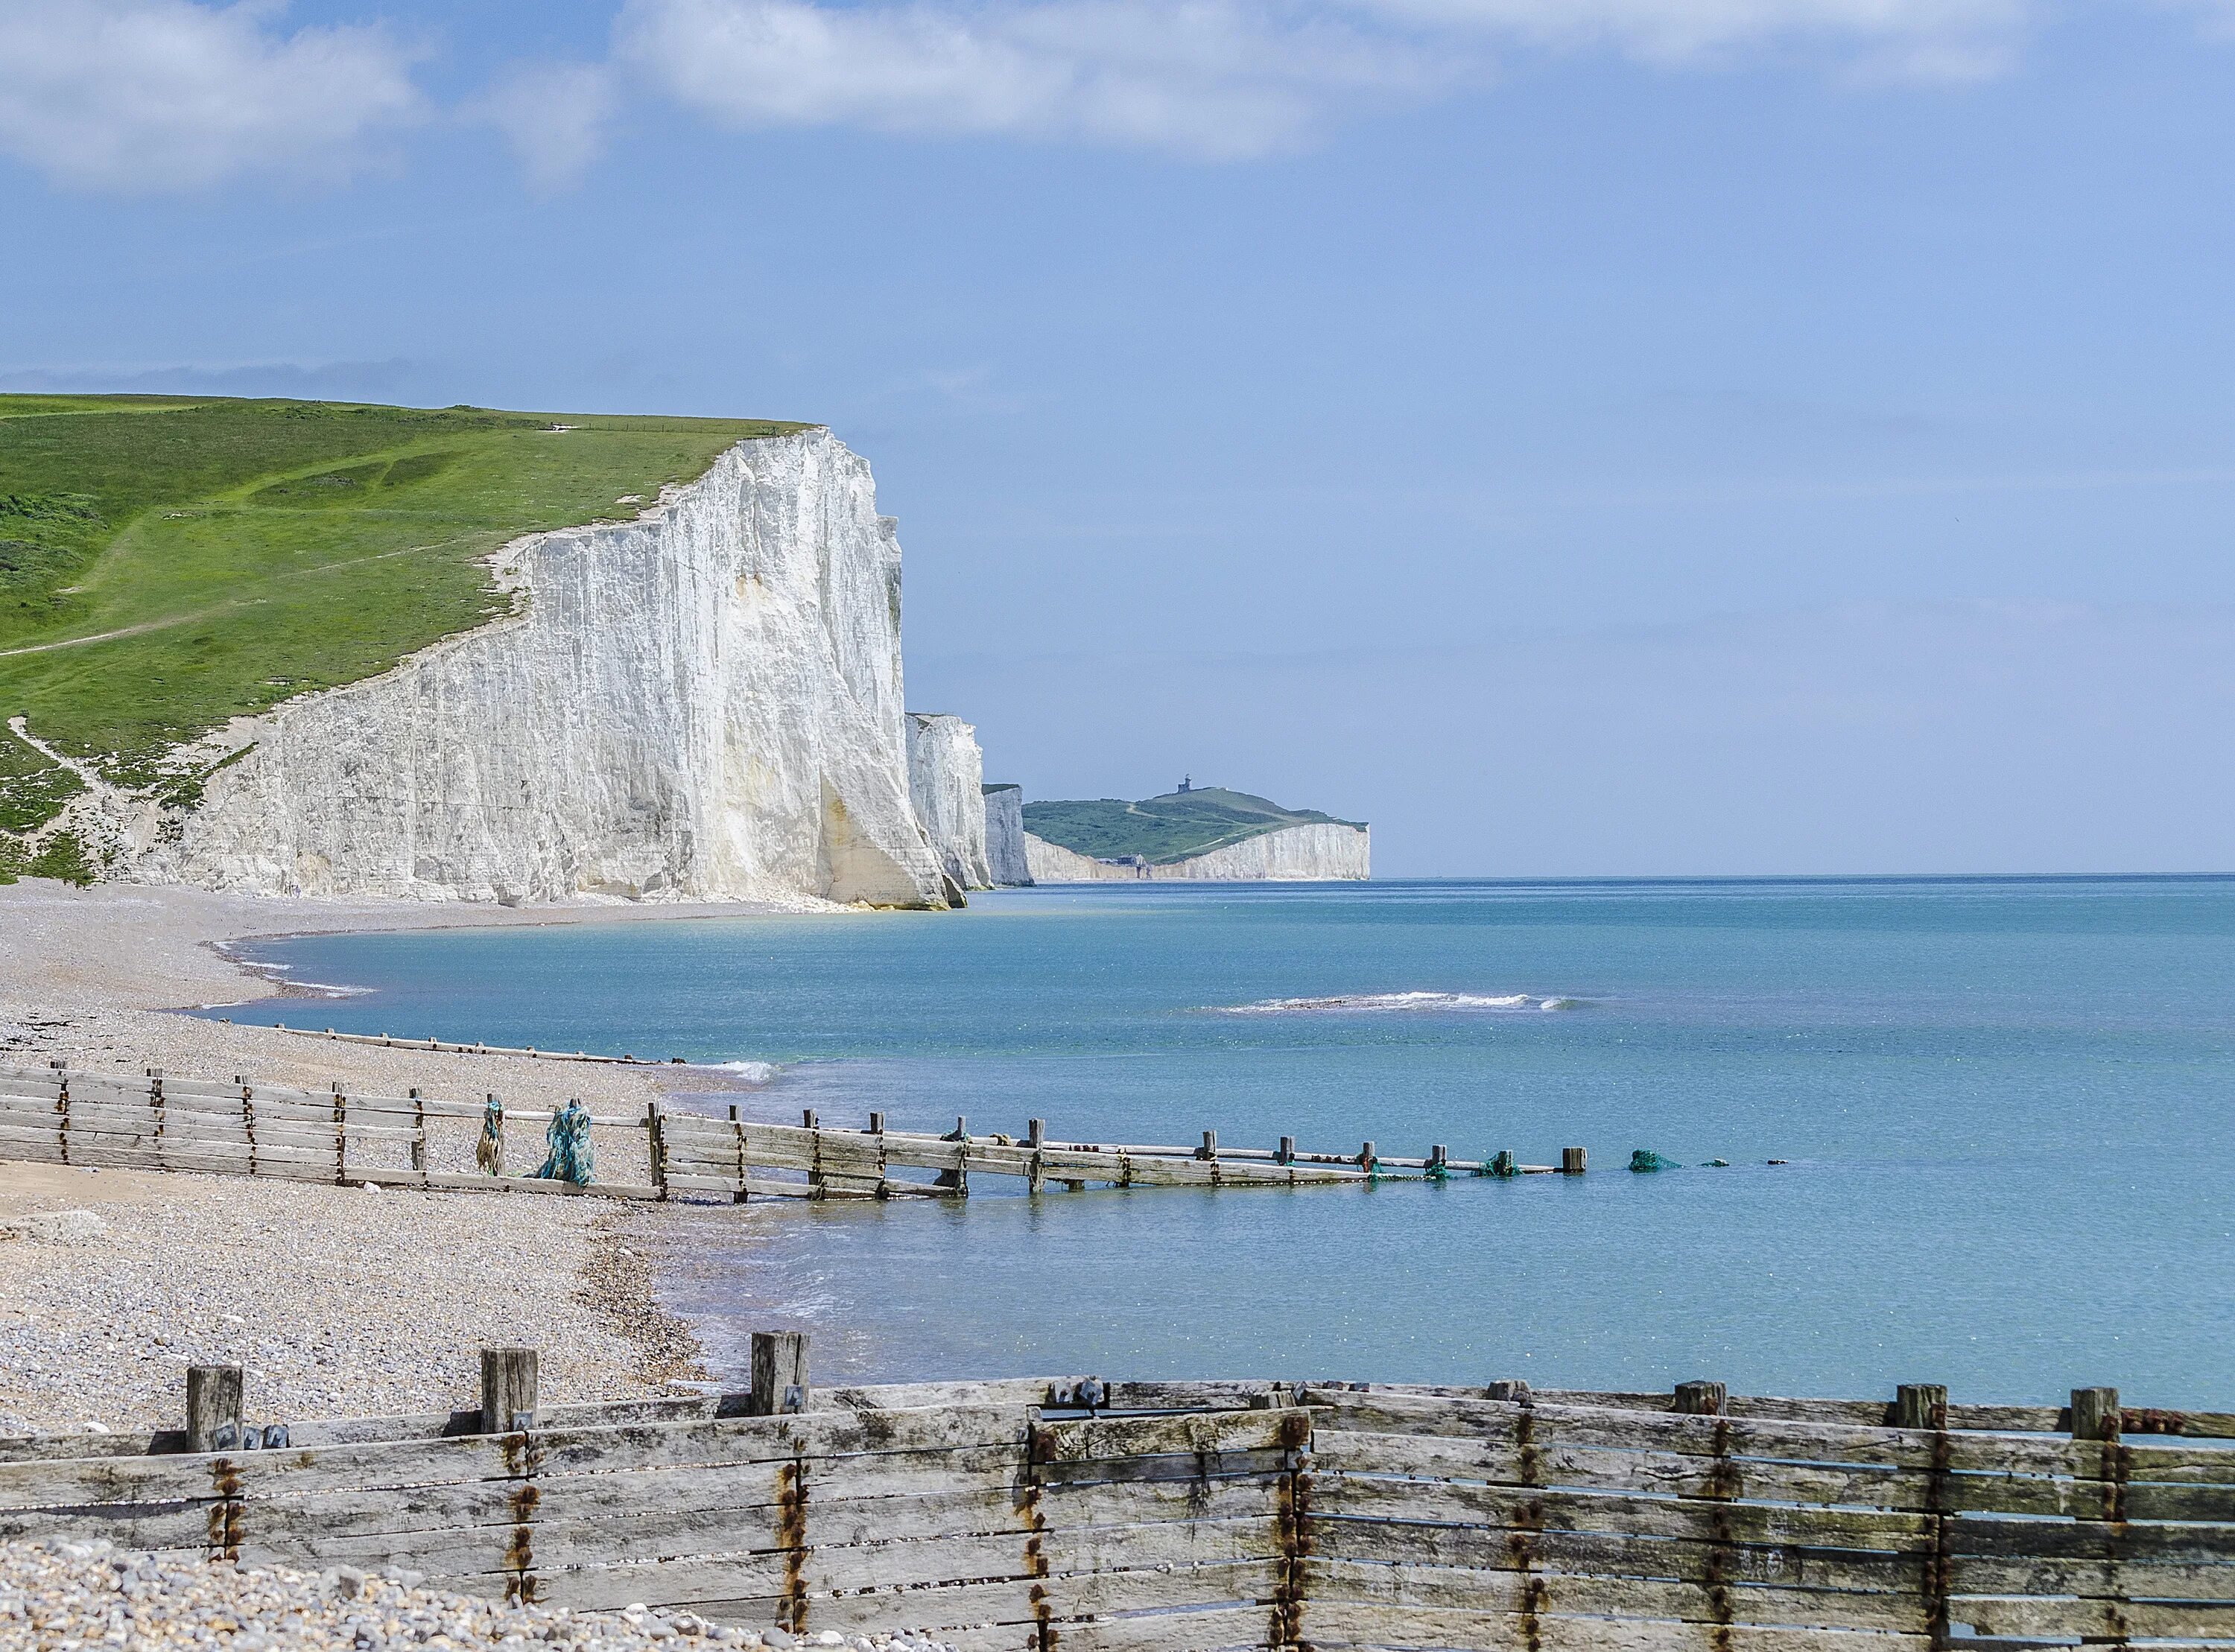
xmin=1369 ymin=0 xmax=2023 ymax=70
xmin=478 ymin=62 xmax=619 ymax=193
xmin=615 ymin=0 xmax=1456 ymax=159
xmin=0 ymin=0 xmax=421 ymax=192
xmin=611 ymin=0 xmax=2045 ymax=160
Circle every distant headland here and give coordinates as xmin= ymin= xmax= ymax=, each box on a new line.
xmin=993 ymin=780 xmax=1369 ymax=882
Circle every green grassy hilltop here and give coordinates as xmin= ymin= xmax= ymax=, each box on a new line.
xmin=0 ymin=395 xmax=804 ymax=874
xmin=1024 ymin=787 xmax=1364 ymax=865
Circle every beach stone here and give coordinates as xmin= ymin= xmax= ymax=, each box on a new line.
xmin=23 ymin=1209 xmax=104 ymax=1245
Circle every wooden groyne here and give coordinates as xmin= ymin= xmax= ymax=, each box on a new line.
xmin=0 ymin=1061 xmax=1594 ymax=1201
xmin=4 ymin=1337 xmax=2232 ymax=1650
xmin=259 ymin=1022 xmax=687 ymax=1067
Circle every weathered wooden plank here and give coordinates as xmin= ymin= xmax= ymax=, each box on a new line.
xmin=1307 ymin=1475 xmax=1934 ymax=1552
xmin=1300 ymin=1390 xmax=2235 ymax=1487
xmin=1299 ymin=1555 xmax=1931 ymax=1633
xmin=1293 ymin=1603 xmax=1928 ymax=1652
xmin=1094 ymin=1380 xmax=1296 ymax=1412
xmin=1947 ymin=1513 xmax=2235 ymax=1565
xmin=541 ymin=1553 xmax=1284 ymax=1628
xmin=1951 ymin=1593 xmax=2235 ymax=1639
xmin=0 ymin=1499 xmax=217 ymax=1549
xmin=1310 ymin=1514 xmax=1926 ymax=1594
xmin=1310 ymin=1428 xmax=1947 ymax=1513
xmin=536 ymin=1512 xmax=1282 ymax=1607
xmin=1035 ymin=1408 xmax=1304 ymax=1464
xmin=826 ymin=1378 xmax=1097 ymax=1412
xmin=1948 ymin=1552 xmax=2235 ymax=1598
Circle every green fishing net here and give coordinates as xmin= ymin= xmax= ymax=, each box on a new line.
xmin=1629 ymin=1149 xmax=1679 ymax=1172
xmin=1483 ymin=1150 xmax=1518 ymax=1179
xmin=537 ymin=1099 xmax=595 ymax=1185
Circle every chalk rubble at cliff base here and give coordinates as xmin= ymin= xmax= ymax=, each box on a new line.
xmin=0 ymin=1540 xmax=958 ymax=1652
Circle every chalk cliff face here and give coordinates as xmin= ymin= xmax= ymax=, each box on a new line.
xmin=906 ymin=713 xmax=992 ymax=893
xmin=982 ymin=784 xmax=1032 ymax=885
xmin=1024 ymin=833 xmax=1135 ymax=882
xmin=132 ymin=430 xmax=951 ymax=908
xmin=1150 ymin=822 xmax=1369 ymax=880
xmin=1024 ymin=823 xmax=1369 ymax=883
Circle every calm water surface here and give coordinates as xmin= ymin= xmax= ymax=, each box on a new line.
xmin=229 ymin=878 xmax=2235 ymax=1405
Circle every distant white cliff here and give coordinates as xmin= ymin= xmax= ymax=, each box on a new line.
xmin=124 ymin=430 xmax=953 ymax=908
xmin=1023 ymin=822 xmax=1370 ymax=882
xmin=982 ymin=784 xmax=1032 ymax=886
xmin=906 ymin=713 xmax=992 ymax=897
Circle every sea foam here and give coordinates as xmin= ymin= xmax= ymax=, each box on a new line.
xmin=1217 ymin=991 xmax=1584 ymax=1014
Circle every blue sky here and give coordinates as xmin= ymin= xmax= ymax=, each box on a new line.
xmin=4 ymin=0 xmax=2234 ymax=874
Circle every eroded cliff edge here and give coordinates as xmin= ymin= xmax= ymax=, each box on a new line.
xmin=906 ymin=713 xmax=993 ymax=896
xmin=121 ymin=430 xmax=952 ymax=908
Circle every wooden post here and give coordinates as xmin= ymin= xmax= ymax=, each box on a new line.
xmin=481 ymin=1347 xmax=540 ymax=1435
xmin=409 ymin=1088 xmax=426 ymax=1174
xmin=1359 ymin=1140 xmax=1376 ymax=1175
xmin=1895 ymin=1383 xmax=1947 ymax=1431
xmin=186 ymin=1365 xmax=244 ymax=1452
xmin=2071 ymin=1385 xmax=2121 ymax=1441
xmin=1562 ymin=1146 xmax=1588 ymax=1174
xmin=868 ymin=1111 xmax=886 ymax=1134
xmin=729 ymin=1105 xmax=749 ymax=1204
xmin=647 ymin=1103 xmax=670 ymax=1201
xmin=1429 ymin=1144 xmax=1449 ymax=1172
xmin=149 ymin=1067 xmax=166 ymax=1170
xmin=332 ymin=1084 xmax=348 ymax=1184
xmin=1027 ymin=1119 xmax=1046 ymax=1195
xmin=242 ymin=1084 xmax=258 ymax=1177
xmin=54 ymin=1066 xmax=69 ymax=1168
xmin=1198 ymin=1129 xmax=1218 ymax=1161
xmin=1277 ymin=1136 xmax=1295 ymax=1166
xmin=748 ymin=1332 xmax=810 ymax=1416
xmin=1674 ymin=1380 xmax=1727 ymax=1416
xmin=935 ymin=1115 xmax=968 ymax=1194
xmin=802 ymin=1108 xmax=824 ymax=1198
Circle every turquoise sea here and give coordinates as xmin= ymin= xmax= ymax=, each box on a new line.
xmin=226 ymin=878 xmax=2235 ymax=1407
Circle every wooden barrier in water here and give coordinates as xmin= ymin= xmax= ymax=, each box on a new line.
xmin=257 ymin=1022 xmax=686 ymax=1067
xmin=0 ymin=1061 xmax=1591 ymax=1202
xmin=3 ymin=1338 xmax=2231 ymax=1650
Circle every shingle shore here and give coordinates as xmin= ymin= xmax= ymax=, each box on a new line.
xmin=0 ymin=1539 xmax=958 ymax=1651
xmin=0 ymin=879 xmax=779 ymax=1432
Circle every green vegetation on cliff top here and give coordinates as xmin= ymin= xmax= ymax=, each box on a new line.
xmin=1023 ymin=788 xmax=1363 ymax=865
xmin=0 ymin=395 xmax=806 ymax=840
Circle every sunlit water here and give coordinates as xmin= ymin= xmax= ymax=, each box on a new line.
xmin=225 ymin=878 xmax=2235 ymax=1406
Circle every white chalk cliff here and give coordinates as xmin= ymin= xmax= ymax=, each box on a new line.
xmin=982 ymin=784 xmax=1032 ymax=886
xmin=906 ymin=713 xmax=992 ymax=894
xmin=127 ymin=430 xmax=953 ymax=908
xmin=1024 ymin=822 xmax=1369 ymax=883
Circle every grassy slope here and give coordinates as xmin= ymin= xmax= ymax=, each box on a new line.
xmin=1023 ymin=787 xmax=1364 ymax=865
xmin=0 ymin=395 xmax=805 ymax=839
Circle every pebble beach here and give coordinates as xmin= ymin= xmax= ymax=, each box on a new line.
xmin=0 ymin=1540 xmax=959 ymax=1652
xmin=0 ymin=878 xmax=773 ymax=1435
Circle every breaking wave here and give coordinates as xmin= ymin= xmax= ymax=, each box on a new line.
xmin=1217 ymin=991 xmax=1585 ymax=1014
xmin=706 ymin=1060 xmax=780 ymax=1084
